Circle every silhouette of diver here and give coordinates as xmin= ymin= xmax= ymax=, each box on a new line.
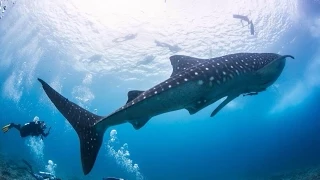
xmin=22 ymin=159 xmax=61 ymax=180
xmin=2 ymin=117 xmax=51 ymax=140
xmin=233 ymin=14 xmax=250 ymax=25
xmin=233 ymin=14 xmax=255 ymax=35
xmin=154 ymin=40 xmax=181 ymax=52
xmin=112 ymin=33 xmax=137 ymax=43
xmin=249 ymin=20 xmax=254 ymax=35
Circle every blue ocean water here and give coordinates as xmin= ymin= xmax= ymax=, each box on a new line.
xmin=0 ymin=0 xmax=320 ymax=179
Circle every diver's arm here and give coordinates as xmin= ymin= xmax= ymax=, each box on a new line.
xmin=41 ymin=127 xmax=51 ymax=138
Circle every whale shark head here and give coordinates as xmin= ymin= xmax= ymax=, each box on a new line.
xmin=169 ymin=53 xmax=294 ymax=94
xmin=251 ymin=53 xmax=294 ymax=92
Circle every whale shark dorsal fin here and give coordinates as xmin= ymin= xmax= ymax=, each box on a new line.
xmin=126 ymin=90 xmax=144 ymax=104
xmin=169 ymin=55 xmax=205 ymax=77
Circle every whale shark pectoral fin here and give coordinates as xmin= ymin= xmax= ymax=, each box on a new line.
xmin=210 ymin=95 xmax=239 ymax=117
xmin=126 ymin=90 xmax=145 ymax=104
xmin=128 ymin=117 xmax=151 ymax=130
xmin=169 ymin=55 xmax=205 ymax=77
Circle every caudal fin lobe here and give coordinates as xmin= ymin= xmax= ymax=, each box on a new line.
xmin=38 ymin=78 xmax=105 ymax=175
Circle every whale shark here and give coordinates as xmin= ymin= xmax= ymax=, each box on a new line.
xmin=38 ymin=52 xmax=294 ymax=175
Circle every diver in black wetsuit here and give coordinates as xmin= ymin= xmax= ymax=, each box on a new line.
xmin=2 ymin=118 xmax=51 ymax=140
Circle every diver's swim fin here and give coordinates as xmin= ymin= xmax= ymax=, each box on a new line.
xmin=2 ymin=123 xmax=12 ymax=133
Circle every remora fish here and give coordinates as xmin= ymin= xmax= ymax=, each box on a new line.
xmin=38 ymin=53 xmax=294 ymax=175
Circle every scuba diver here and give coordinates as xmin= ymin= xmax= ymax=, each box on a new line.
xmin=112 ymin=33 xmax=137 ymax=43
xmin=2 ymin=117 xmax=51 ymax=140
xmin=22 ymin=159 xmax=61 ymax=180
xmin=154 ymin=40 xmax=181 ymax=53
xmin=232 ymin=14 xmax=255 ymax=35
xmin=233 ymin=14 xmax=250 ymax=25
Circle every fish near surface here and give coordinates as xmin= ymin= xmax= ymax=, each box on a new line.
xmin=38 ymin=52 xmax=294 ymax=175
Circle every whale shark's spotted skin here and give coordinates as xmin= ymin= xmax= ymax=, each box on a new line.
xmin=115 ymin=53 xmax=280 ymax=113
xmin=38 ymin=52 xmax=293 ymax=175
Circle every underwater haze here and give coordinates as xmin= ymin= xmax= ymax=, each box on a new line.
xmin=1 ymin=0 xmax=320 ymax=179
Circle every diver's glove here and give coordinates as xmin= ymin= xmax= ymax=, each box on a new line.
xmin=42 ymin=127 xmax=51 ymax=139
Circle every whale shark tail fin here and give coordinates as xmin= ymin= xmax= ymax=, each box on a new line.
xmin=38 ymin=78 xmax=106 ymax=175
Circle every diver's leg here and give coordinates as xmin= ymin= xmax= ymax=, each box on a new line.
xmin=2 ymin=123 xmax=20 ymax=133
xmin=8 ymin=123 xmax=28 ymax=137
xmin=10 ymin=123 xmax=21 ymax=131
